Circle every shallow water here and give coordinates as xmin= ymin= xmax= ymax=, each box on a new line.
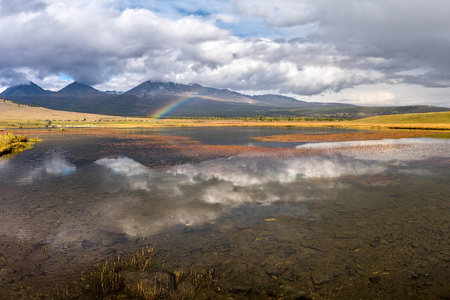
xmin=0 ymin=127 xmax=449 ymax=299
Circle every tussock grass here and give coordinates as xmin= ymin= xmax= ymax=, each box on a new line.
xmin=59 ymin=246 xmax=215 ymax=299
xmin=0 ymin=133 xmax=41 ymax=156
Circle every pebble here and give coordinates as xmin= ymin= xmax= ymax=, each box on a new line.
xmin=122 ymin=270 xmax=176 ymax=297
xmin=310 ymin=269 xmax=341 ymax=285
xmin=276 ymin=245 xmax=297 ymax=258
xmin=229 ymin=286 xmax=252 ymax=295
xmin=246 ymin=233 xmax=256 ymax=243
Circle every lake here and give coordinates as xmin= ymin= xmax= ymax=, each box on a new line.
xmin=0 ymin=127 xmax=449 ymax=299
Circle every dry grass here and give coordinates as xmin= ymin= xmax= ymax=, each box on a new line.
xmin=0 ymin=99 xmax=115 ymax=122
xmin=58 ymin=245 xmax=215 ymax=299
xmin=0 ymin=132 xmax=41 ymax=156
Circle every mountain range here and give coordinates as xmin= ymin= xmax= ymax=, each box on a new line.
xmin=1 ymin=81 xmax=448 ymax=118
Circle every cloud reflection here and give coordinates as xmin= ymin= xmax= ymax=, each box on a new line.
xmin=297 ymin=138 xmax=450 ymax=162
xmin=95 ymin=154 xmax=385 ymax=204
xmin=19 ymin=154 xmax=76 ymax=184
xmin=92 ymin=154 xmax=384 ymax=237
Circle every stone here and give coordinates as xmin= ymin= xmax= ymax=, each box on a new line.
xmin=310 ymin=269 xmax=341 ymax=285
xmin=229 ymin=286 xmax=252 ymax=295
xmin=0 ymin=267 xmax=15 ymax=280
xmin=246 ymin=233 xmax=256 ymax=242
xmin=122 ymin=270 xmax=176 ymax=298
xmin=276 ymin=245 xmax=297 ymax=258
xmin=369 ymin=275 xmax=381 ymax=284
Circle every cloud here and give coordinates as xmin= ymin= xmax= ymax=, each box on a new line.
xmin=232 ymin=0 xmax=317 ymax=27
xmin=0 ymin=0 xmax=47 ymax=16
xmin=0 ymin=69 xmax=29 ymax=86
xmin=0 ymin=0 xmax=449 ymax=106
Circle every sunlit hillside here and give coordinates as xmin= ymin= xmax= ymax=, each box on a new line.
xmin=353 ymin=111 xmax=450 ymax=129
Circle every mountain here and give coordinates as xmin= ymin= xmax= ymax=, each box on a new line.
xmin=57 ymin=81 xmax=103 ymax=95
xmin=126 ymin=81 xmax=253 ymax=102
xmin=1 ymin=80 xmax=448 ymax=118
xmin=0 ymin=81 xmax=54 ymax=96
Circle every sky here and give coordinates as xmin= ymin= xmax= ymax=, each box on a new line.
xmin=0 ymin=0 xmax=449 ymax=107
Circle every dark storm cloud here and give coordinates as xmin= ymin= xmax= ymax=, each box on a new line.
xmin=0 ymin=0 xmax=47 ymax=16
xmin=307 ymin=0 xmax=450 ymax=87
xmin=0 ymin=69 xmax=29 ymax=86
xmin=229 ymin=0 xmax=450 ymax=92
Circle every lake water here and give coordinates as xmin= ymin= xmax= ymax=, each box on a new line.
xmin=0 ymin=127 xmax=449 ymax=299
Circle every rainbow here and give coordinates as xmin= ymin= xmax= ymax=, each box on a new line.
xmin=151 ymin=87 xmax=208 ymax=118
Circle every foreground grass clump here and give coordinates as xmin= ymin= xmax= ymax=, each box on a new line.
xmin=0 ymin=133 xmax=41 ymax=156
xmin=60 ymin=246 xmax=214 ymax=299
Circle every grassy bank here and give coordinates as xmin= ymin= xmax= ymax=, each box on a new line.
xmin=0 ymin=133 xmax=41 ymax=156
xmin=350 ymin=111 xmax=450 ymax=130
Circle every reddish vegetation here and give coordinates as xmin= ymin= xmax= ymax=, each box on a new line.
xmin=11 ymin=128 xmax=334 ymax=166
xmin=10 ymin=128 xmax=445 ymax=169
xmin=251 ymin=130 xmax=437 ymax=143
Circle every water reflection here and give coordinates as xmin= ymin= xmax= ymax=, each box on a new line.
xmin=97 ymin=155 xmax=385 ymax=192
xmin=1 ymin=131 xmax=449 ymax=299
xmin=298 ymin=137 xmax=450 ymax=149
xmin=2 ymin=137 xmax=448 ymax=246
xmin=20 ymin=154 xmax=76 ymax=184
xmin=298 ymin=138 xmax=450 ymax=161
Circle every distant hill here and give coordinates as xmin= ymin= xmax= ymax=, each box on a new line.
xmin=0 ymin=99 xmax=115 ymax=121
xmin=1 ymin=80 xmax=449 ymax=118
xmin=1 ymin=81 xmax=54 ymax=96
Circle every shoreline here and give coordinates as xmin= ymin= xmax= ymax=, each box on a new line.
xmin=2 ymin=118 xmax=450 ymax=131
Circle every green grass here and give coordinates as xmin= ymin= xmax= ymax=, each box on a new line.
xmin=266 ymin=105 xmax=450 ymax=119
xmin=354 ymin=111 xmax=450 ymax=124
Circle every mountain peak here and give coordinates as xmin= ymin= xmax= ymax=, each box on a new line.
xmin=0 ymin=81 xmax=53 ymax=96
xmin=57 ymin=82 xmax=102 ymax=95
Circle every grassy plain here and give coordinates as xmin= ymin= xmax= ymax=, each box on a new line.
xmin=1 ymin=99 xmax=449 ymax=131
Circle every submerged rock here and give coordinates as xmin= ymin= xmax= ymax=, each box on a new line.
xmin=276 ymin=245 xmax=297 ymax=258
xmin=122 ymin=270 xmax=176 ymax=297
